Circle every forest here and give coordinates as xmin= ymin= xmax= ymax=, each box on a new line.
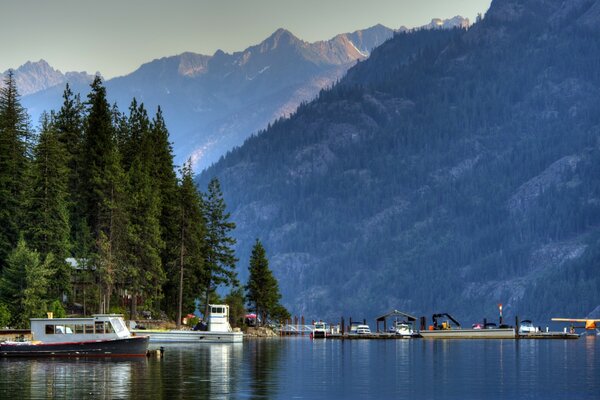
xmin=0 ymin=73 xmax=287 ymax=328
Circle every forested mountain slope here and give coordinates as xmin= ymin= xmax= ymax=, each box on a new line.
xmin=199 ymin=0 xmax=600 ymax=322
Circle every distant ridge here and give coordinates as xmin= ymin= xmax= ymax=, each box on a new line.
xmin=12 ymin=16 xmax=469 ymax=168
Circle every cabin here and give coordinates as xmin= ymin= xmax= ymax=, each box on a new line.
xmin=207 ymin=304 xmax=233 ymax=333
xmin=30 ymin=314 xmax=131 ymax=343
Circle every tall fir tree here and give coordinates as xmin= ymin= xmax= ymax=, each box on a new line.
xmin=201 ymin=178 xmax=238 ymax=318
xmin=0 ymin=71 xmax=31 ymax=272
xmin=25 ymin=115 xmax=71 ymax=299
xmin=124 ymin=157 xmax=165 ymax=318
xmin=172 ymin=161 xmax=206 ymax=326
xmin=81 ymin=76 xmax=127 ymax=313
xmin=54 ymin=84 xmax=86 ymax=248
xmin=149 ymin=108 xmax=183 ymax=319
xmin=245 ymin=239 xmax=285 ymax=325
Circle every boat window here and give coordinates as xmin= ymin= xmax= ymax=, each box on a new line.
xmin=212 ymin=307 xmax=224 ymax=314
xmin=84 ymin=324 xmax=94 ymax=334
xmin=65 ymin=325 xmax=74 ymax=334
xmin=104 ymin=321 xmax=114 ymax=333
xmin=95 ymin=321 xmax=105 ymax=334
xmin=45 ymin=325 xmax=55 ymax=334
xmin=75 ymin=324 xmax=84 ymax=334
xmin=110 ymin=318 xmax=125 ymax=333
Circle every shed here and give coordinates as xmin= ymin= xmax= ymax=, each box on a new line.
xmin=375 ymin=310 xmax=418 ymax=333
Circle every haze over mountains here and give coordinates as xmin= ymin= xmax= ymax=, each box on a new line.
xmin=4 ymin=16 xmax=469 ymax=169
xmin=199 ymin=0 xmax=600 ymax=322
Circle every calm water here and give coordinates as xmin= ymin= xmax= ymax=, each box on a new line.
xmin=1 ymin=336 xmax=599 ymax=399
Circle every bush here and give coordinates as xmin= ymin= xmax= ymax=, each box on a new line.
xmin=50 ymin=300 xmax=66 ymax=318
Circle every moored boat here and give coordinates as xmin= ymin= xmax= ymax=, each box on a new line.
xmin=418 ymin=313 xmax=516 ymax=339
xmin=132 ymin=304 xmax=243 ymax=343
xmin=0 ymin=314 xmax=149 ymax=357
xmin=312 ymin=321 xmax=327 ymax=338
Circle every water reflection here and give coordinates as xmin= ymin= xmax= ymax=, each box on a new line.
xmin=0 ymin=358 xmax=145 ymax=399
xmin=1 ymin=338 xmax=598 ymax=399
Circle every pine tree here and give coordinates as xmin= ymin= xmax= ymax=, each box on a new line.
xmin=170 ymin=161 xmax=205 ymax=326
xmin=54 ymin=84 xmax=86 ymax=248
xmin=25 ymin=115 xmax=71 ymax=299
xmin=0 ymin=71 xmax=31 ymax=271
xmin=245 ymin=239 xmax=285 ymax=325
xmin=201 ymin=178 xmax=238 ymax=318
xmin=81 ymin=76 xmax=127 ymax=313
xmin=0 ymin=238 xmax=51 ymax=328
xmin=148 ymin=108 xmax=183 ymax=320
xmin=124 ymin=157 xmax=165 ymax=318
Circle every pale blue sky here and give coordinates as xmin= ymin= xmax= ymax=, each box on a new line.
xmin=3 ymin=0 xmax=492 ymax=78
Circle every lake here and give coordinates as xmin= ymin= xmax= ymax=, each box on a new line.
xmin=1 ymin=336 xmax=598 ymax=399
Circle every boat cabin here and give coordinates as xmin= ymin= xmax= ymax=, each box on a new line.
xmin=207 ymin=304 xmax=233 ymax=333
xmin=30 ymin=315 xmax=131 ymax=343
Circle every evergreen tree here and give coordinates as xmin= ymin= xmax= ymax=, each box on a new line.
xmin=54 ymin=84 xmax=86 ymax=247
xmin=0 ymin=71 xmax=31 ymax=271
xmin=0 ymin=238 xmax=51 ymax=328
xmin=124 ymin=157 xmax=165 ymax=317
xmin=201 ymin=178 xmax=238 ymax=318
xmin=23 ymin=252 xmax=53 ymax=324
xmin=171 ymin=161 xmax=205 ymax=326
xmin=81 ymin=76 xmax=127 ymax=312
xmin=225 ymin=286 xmax=246 ymax=328
xmin=245 ymin=239 xmax=285 ymax=325
xmin=149 ymin=108 xmax=181 ymax=317
xmin=25 ymin=115 xmax=71 ymax=298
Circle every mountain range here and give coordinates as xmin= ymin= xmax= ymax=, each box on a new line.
xmin=3 ymin=16 xmax=469 ymax=169
xmin=198 ymin=0 xmax=600 ymax=323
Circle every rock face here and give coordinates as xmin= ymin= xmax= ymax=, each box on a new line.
xmin=199 ymin=0 xmax=600 ymax=323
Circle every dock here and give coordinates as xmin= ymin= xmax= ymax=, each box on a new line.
xmin=517 ymin=332 xmax=579 ymax=340
xmin=276 ymin=312 xmax=585 ymax=341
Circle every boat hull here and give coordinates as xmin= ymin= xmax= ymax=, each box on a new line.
xmin=133 ymin=330 xmax=243 ymax=343
xmin=419 ymin=328 xmax=516 ymax=339
xmin=312 ymin=331 xmax=326 ymax=339
xmin=0 ymin=335 xmax=149 ymax=357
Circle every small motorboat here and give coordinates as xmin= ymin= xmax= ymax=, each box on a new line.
xmin=0 ymin=314 xmax=148 ymax=357
xmin=389 ymin=320 xmax=415 ymax=337
xmin=312 ymin=321 xmax=327 ymax=338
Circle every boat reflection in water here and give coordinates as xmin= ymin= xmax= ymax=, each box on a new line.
xmin=0 ymin=357 xmax=146 ymax=398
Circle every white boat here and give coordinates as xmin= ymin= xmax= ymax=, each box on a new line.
xmin=349 ymin=323 xmax=371 ymax=335
xmin=389 ymin=320 xmax=415 ymax=337
xmin=312 ymin=321 xmax=327 ymax=338
xmin=132 ymin=304 xmax=243 ymax=343
xmin=1 ymin=314 xmax=148 ymax=357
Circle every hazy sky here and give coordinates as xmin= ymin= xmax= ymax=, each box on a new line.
xmin=3 ymin=0 xmax=492 ymax=78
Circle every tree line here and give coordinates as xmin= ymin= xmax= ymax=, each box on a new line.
xmin=0 ymin=72 xmax=287 ymax=328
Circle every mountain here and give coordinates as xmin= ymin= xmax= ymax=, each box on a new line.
xmin=198 ymin=0 xmax=600 ymax=324
xmin=14 ymin=17 xmax=468 ymax=169
xmin=0 ymin=60 xmax=92 ymax=97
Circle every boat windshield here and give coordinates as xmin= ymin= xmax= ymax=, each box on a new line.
xmin=110 ymin=317 xmax=126 ymax=333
